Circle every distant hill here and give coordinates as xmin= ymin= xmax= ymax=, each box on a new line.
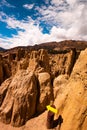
xmin=31 ymin=40 xmax=87 ymax=51
xmin=0 ymin=47 xmax=6 ymax=51
xmin=1 ymin=40 xmax=87 ymax=54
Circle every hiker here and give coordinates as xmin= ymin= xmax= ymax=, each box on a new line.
xmin=46 ymin=100 xmax=56 ymax=129
xmin=46 ymin=101 xmax=63 ymax=129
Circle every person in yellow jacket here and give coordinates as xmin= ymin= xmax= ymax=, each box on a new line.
xmin=46 ymin=101 xmax=56 ymax=129
xmin=46 ymin=100 xmax=63 ymax=129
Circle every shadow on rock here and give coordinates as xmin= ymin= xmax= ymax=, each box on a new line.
xmin=53 ymin=115 xmax=63 ymax=129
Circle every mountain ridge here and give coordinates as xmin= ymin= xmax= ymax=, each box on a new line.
xmin=0 ymin=40 xmax=87 ymax=53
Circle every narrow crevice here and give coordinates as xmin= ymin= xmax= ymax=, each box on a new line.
xmin=0 ymin=88 xmax=8 ymax=106
xmin=34 ymin=77 xmax=40 ymax=117
xmin=68 ymin=49 xmax=81 ymax=76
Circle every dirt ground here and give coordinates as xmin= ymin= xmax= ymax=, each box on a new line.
xmin=0 ymin=111 xmax=60 ymax=130
xmin=0 ymin=111 xmax=48 ymax=130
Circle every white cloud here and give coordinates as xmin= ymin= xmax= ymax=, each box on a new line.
xmin=0 ymin=38 xmax=12 ymax=49
xmin=36 ymin=0 xmax=87 ymax=39
xmin=45 ymin=0 xmax=50 ymax=4
xmin=0 ymin=13 xmax=64 ymax=49
xmin=23 ymin=4 xmax=34 ymax=10
xmin=66 ymin=0 xmax=76 ymax=5
xmin=0 ymin=0 xmax=15 ymax=8
xmin=0 ymin=12 xmax=35 ymax=30
xmin=50 ymin=26 xmax=67 ymax=40
xmin=0 ymin=13 xmax=44 ymax=49
xmin=51 ymin=0 xmax=65 ymax=5
xmin=0 ymin=0 xmax=87 ymax=49
xmin=35 ymin=1 xmax=68 ymax=26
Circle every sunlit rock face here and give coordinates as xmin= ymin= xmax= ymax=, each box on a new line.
xmin=0 ymin=49 xmax=52 ymax=127
xmin=0 ymin=41 xmax=87 ymax=129
xmin=54 ymin=48 xmax=87 ymax=130
xmin=0 ymin=71 xmax=38 ymax=127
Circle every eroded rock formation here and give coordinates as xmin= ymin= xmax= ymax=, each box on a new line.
xmin=0 ymin=55 xmax=11 ymax=85
xmin=54 ymin=48 xmax=87 ymax=130
xmin=37 ymin=72 xmax=53 ymax=113
xmin=0 ymin=45 xmax=87 ymax=130
xmin=50 ymin=48 xmax=77 ymax=77
xmin=28 ymin=49 xmax=50 ymax=73
xmin=0 ymin=55 xmax=3 ymax=85
xmin=0 ymin=71 xmax=38 ymax=126
xmin=0 ymin=49 xmax=52 ymax=126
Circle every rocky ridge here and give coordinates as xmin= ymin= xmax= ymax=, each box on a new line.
xmin=0 ymin=49 xmax=53 ymax=126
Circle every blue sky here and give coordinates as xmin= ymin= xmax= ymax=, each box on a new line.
xmin=0 ymin=0 xmax=87 ymax=49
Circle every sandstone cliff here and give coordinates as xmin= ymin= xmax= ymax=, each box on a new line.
xmin=0 ymin=41 xmax=87 ymax=130
xmin=0 ymin=49 xmax=53 ymax=126
xmin=54 ymin=48 xmax=87 ymax=130
xmin=0 ymin=55 xmax=11 ymax=85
